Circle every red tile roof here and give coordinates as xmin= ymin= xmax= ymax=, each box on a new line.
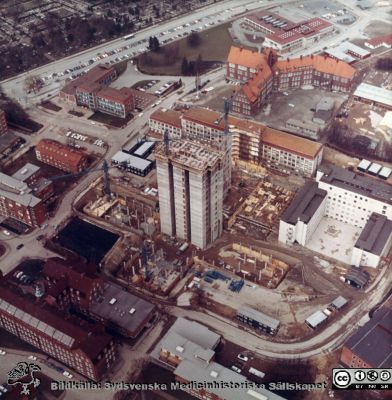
xmin=0 ymin=286 xmax=111 ymax=358
xmin=227 ymin=46 xmax=267 ymax=69
xmin=35 ymin=139 xmax=87 ymax=170
xmin=365 ymin=34 xmax=392 ymax=47
xmin=150 ymin=108 xmax=182 ymax=128
xmin=96 ymin=87 xmax=133 ymax=104
xmin=275 ymin=55 xmax=355 ymax=79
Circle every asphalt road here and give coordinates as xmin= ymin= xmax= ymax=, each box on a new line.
xmin=0 ymin=0 xmax=282 ymax=104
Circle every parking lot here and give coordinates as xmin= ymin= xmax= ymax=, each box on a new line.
xmin=255 ymin=87 xmax=347 ymax=133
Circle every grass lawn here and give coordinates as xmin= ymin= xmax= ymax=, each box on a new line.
xmin=137 ymin=22 xmax=254 ymax=76
xmin=88 ymin=111 xmax=133 ymax=128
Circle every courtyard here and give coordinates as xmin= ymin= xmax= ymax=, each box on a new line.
xmin=306 ymin=217 xmax=362 ymax=265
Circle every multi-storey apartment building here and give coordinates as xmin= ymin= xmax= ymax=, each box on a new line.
xmin=226 ymin=46 xmax=355 ymax=116
xmin=0 ymin=172 xmax=46 ymax=227
xmin=261 ymin=127 xmax=324 ymax=177
xmin=149 ymin=107 xmax=324 ymax=178
xmin=316 ymin=165 xmax=392 ymax=228
xmin=42 ymin=259 xmax=155 ymax=338
xmin=279 ymin=165 xmax=392 ymax=267
xmin=155 ymin=140 xmax=224 ymax=249
xmin=244 ymin=11 xmax=334 ymax=54
xmin=59 ymin=64 xmax=117 ymax=104
xmin=351 ymin=213 xmax=392 ymax=268
xmin=95 ymin=87 xmax=134 ymax=118
xmin=60 ymin=63 xmax=155 ymax=118
xmin=0 ymin=285 xmax=116 ymax=381
xmin=226 ymin=46 xmax=273 ymax=82
xmin=0 ymin=109 xmax=8 ymax=136
xmin=274 ymin=55 xmax=355 ymax=92
xmin=149 ymin=108 xmax=182 ymax=138
xmin=278 ymin=182 xmax=327 ymax=246
xmin=35 ymin=139 xmax=88 ymax=173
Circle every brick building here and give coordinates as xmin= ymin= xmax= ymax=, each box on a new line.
xmin=0 ymin=109 xmax=7 ymax=136
xmin=340 ymin=306 xmax=392 ymax=368
xmin=226 ymin=46 xmax=356 ymax=116
xmin=35 ymin=139 xmax=88 ymax=173
xmin=0 ymin=172 xmax=46 ymax=227
xmin=0 ymin=283 xmax=117 ymax=381
xmin=42 ymin=258 xmax=155 ymax=339
xmin=59 ymin=64 xmax=117 ymax=104
xmin=59 ymin=63 xmax=155 ymax=118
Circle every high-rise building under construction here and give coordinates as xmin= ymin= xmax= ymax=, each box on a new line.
xmin=155 ymin=140 xmax=224 ymax=249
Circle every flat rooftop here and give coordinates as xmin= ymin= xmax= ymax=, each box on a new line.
xmin=318 ymin=164 xmax=392 ymax=205
xmin=355 ymin=212 xmax=392 ymax=255
xmin=281 ymin=181 xmax=327 ymax=224
xmin=237 ymin=305 xmax=280 ymax=330
xmin=354 ymin=83 xmax=392 ymax=108
xmin=0 ymin=172 xmax=41 ymax=207
xmin=12 ymin=163 xmax=40 ymax=182
xmin=90 ymin=282 xmax=155 ymax=335
xmin=155 ymin=140 xmax=223 ymax=172
xmin=111 ymin=151 xmax=152 ymax=171
xmin=175 ymin=359 xmax=285 ymax=400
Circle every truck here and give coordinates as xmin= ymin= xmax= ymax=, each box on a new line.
xmin=249 ymin=367 xmax=265 ymax=378
xmin=176 ymin=242 xmax=189 ymax=255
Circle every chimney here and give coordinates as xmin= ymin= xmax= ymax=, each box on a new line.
xmin=311 ymin=54 xmax=314 ymax=59
xmin=286 ymin=57 xmax=290 ymax=62
xmin=300 ymin=55 xmax=303 ymax=60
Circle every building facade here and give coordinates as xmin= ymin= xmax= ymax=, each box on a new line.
xmin=340 ymin=306 xmax=392 ymax=368
xmin=0 ymin=286 xmax=117 ymax=381
xmin=278 ymin=182 xmax=327 ymax=246
xmin=350 ymin=213 xmax=392 ymax=268
xmin=226 ymin=46 xmax=355 ymax=117
xmin=149 ymin=106 xmax=324 ymax=178
xmin=0 ymin=109 xmax=8 ymax=136
xmin=316 ymin=165 xmax=392 ymax=228
xmin=35 ymin=139 xmax=88 ymax=173
xmin=244 ymin=11 xmax=334 ymax=54
xmin=0 ymin=172 xmax=46 ymax=227
xmin=155 ymin=140 xmax=224 ymax=249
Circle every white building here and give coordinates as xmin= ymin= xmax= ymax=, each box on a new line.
xmin=155 ymin=140 xmax=224 ymax=249
xmin=278 ymin=182 xmax=327 ymax=246
xmin=351 ymin=213 xmax=392 ymax=268
xmin=316 ymin=165 xmax=392 ymax=228
xmin=279 ymin=165 xmax=392 ymax=268
xmin=148 ymin=108 xmax=182 ymax=138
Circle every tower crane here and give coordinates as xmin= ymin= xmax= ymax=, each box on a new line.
xmin=46 ymin=159 xmax=113 ymax=199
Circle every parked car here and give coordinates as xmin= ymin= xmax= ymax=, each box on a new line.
xmin=16 ymin=244 xmax=24 ymax=250
xmin=231 ymin=365 xmax=241 ymax=373
xmin=28 ymin=355 xmax=37 ymax=361
xmin=237 ymin=353 xmax=249 ymax=362
xmin=63 ymin=371 xmax=73 ymax=379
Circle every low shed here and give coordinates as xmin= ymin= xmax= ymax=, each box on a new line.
xmin=305 ymin=310 xmax=327 ymax=329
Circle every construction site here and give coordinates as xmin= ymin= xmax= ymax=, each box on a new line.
xmin=227 ymin=180 xmax=294 ymax=234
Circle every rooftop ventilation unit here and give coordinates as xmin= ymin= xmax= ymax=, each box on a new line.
xmin=109 ymin=298 xmax=117 ymax=305
xmin=175 ymin=346 xmax=184 ymax=353
xmin=129 ymin=308 xmax=136 ymax=314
